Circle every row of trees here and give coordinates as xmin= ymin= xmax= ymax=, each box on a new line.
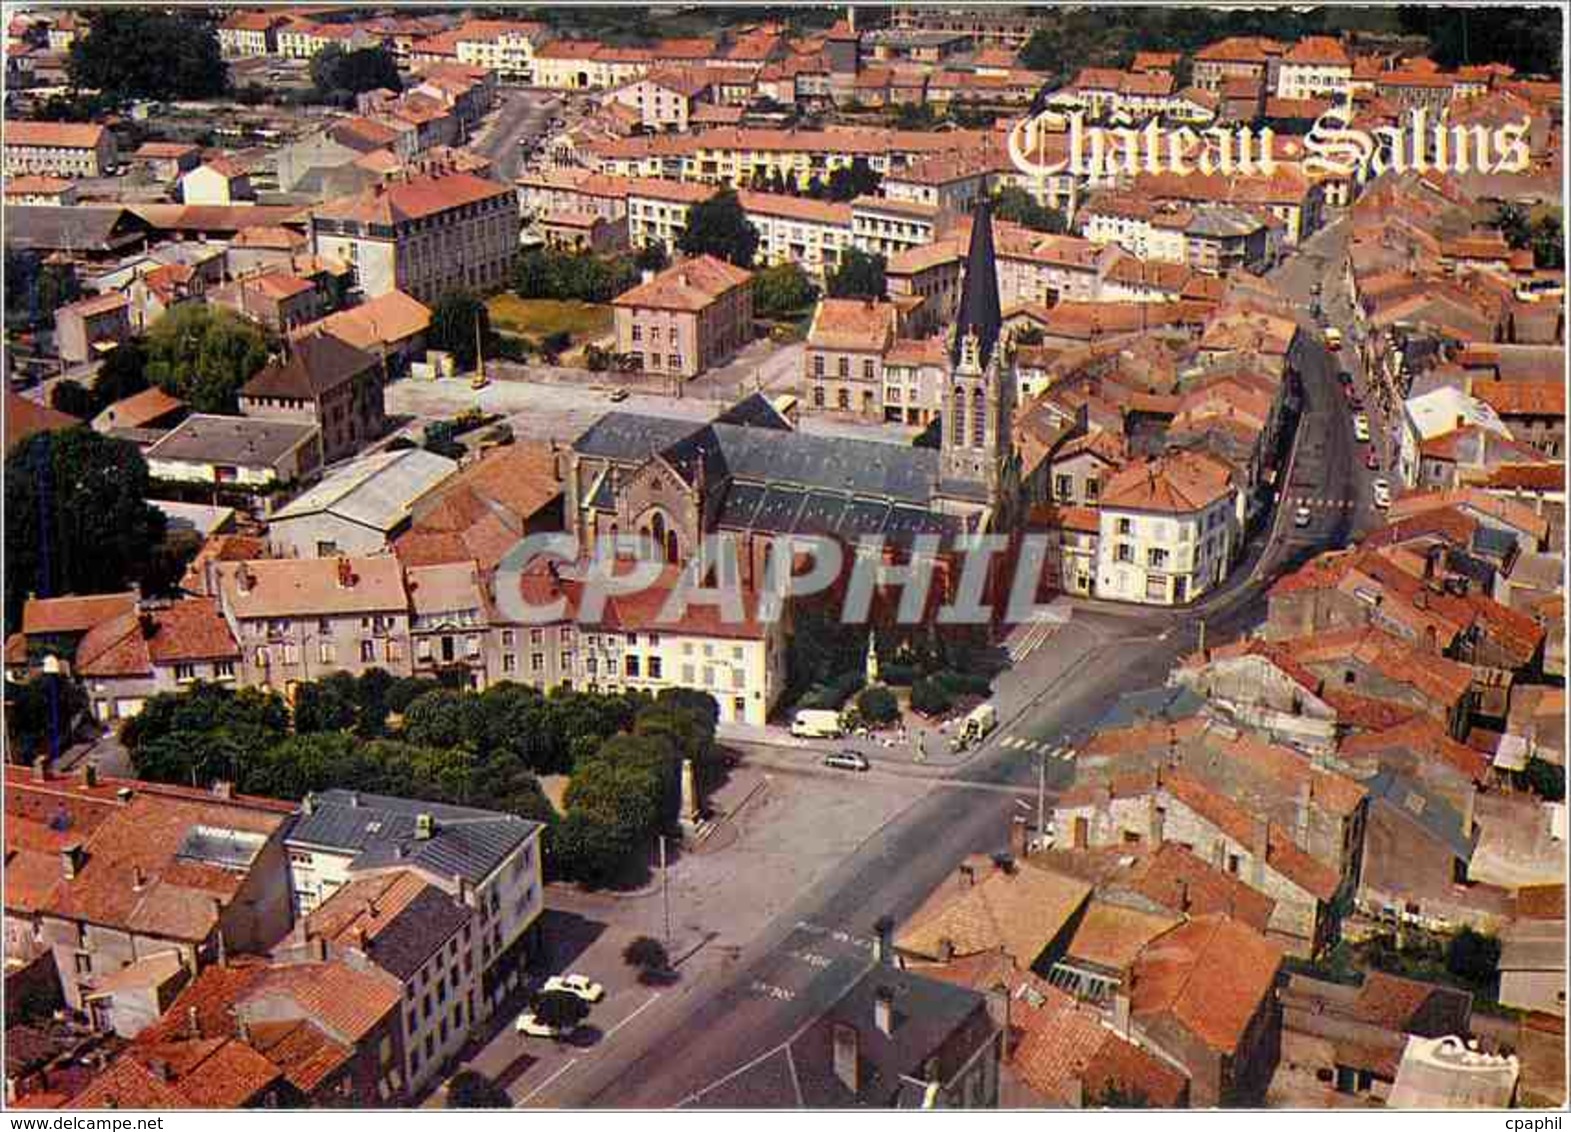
xmin=743 ymin=157 xmax=881 ymax=203
xmin=120 ymin=676 xmax=721 ymax=885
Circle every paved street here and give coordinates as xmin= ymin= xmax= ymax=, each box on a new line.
xmin=472 ymin=88 xmax=559 ymax=183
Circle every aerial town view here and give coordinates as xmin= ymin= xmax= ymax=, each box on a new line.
xmin=1 ymin=2 xmax=1566 ymax=1115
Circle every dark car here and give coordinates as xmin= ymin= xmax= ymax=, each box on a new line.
xmin=1365 ymin=450 xmax=1380 ymax=470
xmin=1337 ymin=370 xmax=1353 ymax=384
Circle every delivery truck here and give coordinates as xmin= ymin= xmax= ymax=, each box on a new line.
xmin=790 ymin=709 xmax=845 ymax=739
xmin=951 ymin=703 xmax=998 ymax=751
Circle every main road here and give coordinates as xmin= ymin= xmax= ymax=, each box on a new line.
xmin=536 ymin=218 xmax=1372 ymax=1109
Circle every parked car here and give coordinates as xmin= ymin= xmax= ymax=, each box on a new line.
xmin=1372 ymin=479 xmax=1392 ymax=509
xmin=1337 ymin=370 xmax=1353 ymax=385
xmin=1294 ymin=504 xmax=1312 ymax=528
xmin=608 ymin=387 xmax=629 ymax=402
xmin=515 ymin=1011 xmax=572 ymax=1038
xmin=1353 ymin=414 xmax=1371 ymax=442
xmin=542 ymin=973 xmax=605 ymax=1003
xmin=1365 ymin=450 xmax=1380 ymax=470
xmin=824 ymin=750 xmax=871 ymax=772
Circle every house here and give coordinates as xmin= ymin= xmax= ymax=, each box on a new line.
xmin=74 ymin=599 xmax=241 ymax=723
xmin=4 ymin=390 xmax=78 ymax=451
xmin=213 ymin=556 xmax=411 ymax=688
xmin=14 ymin=591 xmax=138 ymax=672
xmin=1172 ymin=638 xmax=1337 ymax=754
xmin=1123 ymin=915 xmax=1283 ymax=1106
xmin=145 ymin=415 xmax=323 ymax=492
xmin=266 ymin=448 xmax=458 ymax=560
xmin=240 ymin=331 xmax=386 ymax=463
xmin=1471 ymin=380 xmax=1565 ymax=460
xmin=75 ymin=955 xmax=406 ymax=1107
xmin=3 ymin=121 xmax=116 ymax=178
xmin=1096 ymin=451 xmax=1240 ymax=606
xmin=690 ymin=949 xmax=1002 ymax=1108
xmin=130 ymin=142 xmax=201 ymax=184
xmin=1274 ymin=36 xmax=1351 ymax=101
xmin=281 ymin=789 xmax=543 ymax=1024
xmin=53 ymin=292 xmax=132 ymax=366
xmin=803 ymin=298 xmax=900 ymax=417
xmin=218 ymin=12 xmax=287 ymax=57
xmin=1498 ymin=885 xmax=1566 ymax=1017
xmin=289 ymin=870 xmax=476 ymax=1097
xmin=1398 ymin=386 xmax=1512 ymax=488
xmin=292 ymin=290 xmax=431 ymax=378
xmin=3 ymin=174 xmax=77 ymax=206
xmin=180 ymin=158 xmax=256 ymax=207
xmin=3 ymin=764 xmax=295 ymax=1019
xmin=612 ymin=255 xmax=754 ymax=381
xmin=90 ymin=387 xmax=185 ymax=436
xmin=310 ymin=170 xmax=517 ymax=304
xmin=393 ymin=441 xmax=565 ymax=572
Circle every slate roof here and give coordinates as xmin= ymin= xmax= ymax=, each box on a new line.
xmin=147 ymin=414 xmax=319 ymax=470
xmin=953 ymin=196 xmax=1002 ymax=368
xmin=287 ymin=789 xmax=541 ymax=886
xmin=306 ymin=870 xmax=472 ymax=981
xmin=1366 ymin=769 xmax=1475 ymax=862
xmin=241 ymin=331 xmax=378 ymax=401
xmin=3 ymin=205 xmax=150 ymax=254
xmin=715 ymin=391 xmax=794 ymax=431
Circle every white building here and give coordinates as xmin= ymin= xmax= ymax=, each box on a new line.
xmin=1095 ymin=451 xmax=1240 ymax=606
xmin=736 ymin=190 xmax=853 ymax=279
xmin=1274 ymin=37 xmax=1352 ymax=101
xmin=1398 ymin=386 xmax=1511 ymax=488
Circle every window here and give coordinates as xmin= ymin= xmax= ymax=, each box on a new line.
xmin=1116 ymin=517 xmax=1132 ymax=535
xmin=862 ymin=358 xmax=875 ymax=381
xmin=503 ymin=654 xmax=517 ymax=673
xmin=215 ymin=659 xmax=235 ymax=679
xmin=631 ymin=324 xmax=642 ymax=342
xmin=174 ymin=663 xmax=196 ymax=682
xmin=648 ymin=656 xmax=663 ymax=679
xmin=813 ymin=355 xmax=825 ymax=378
xmin=1085 ymin=479 xmax=1100 ymax=501
xmin=361 ymin=640 xmax=376 ymax=663
xmin=1054 ymin=474 xmax=1072 ymax=499
xmin=837 ymin=357 xmax=849 ymax=379
xmin=501 ymin=630 xmax=515 ymax=647
xmin=1148 ymin=548 xmax=1169 ymax=569
xmin=625 ymin=655 xmax=641 ymax=678
xmin=1115 ymin=543 xmax=1133 ymax=563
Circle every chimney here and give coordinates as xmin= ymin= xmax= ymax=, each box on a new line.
xmin=347 ymin=792 xmax=360 ymax=808
xmin=186 ymin=1005 xmax=201 ymax=1040
xmin=832 ymin=1023 xmax=860 ymax=1094
xmin=302 ymin=792 xmax=316 ymax=815
xmin=336 ymin=557 xmax=356 ymax=589
xmin=131 ymin=865 xmax=145 ymax=891
xmin=60 ymin=843 xmax=85 ymax=879
xmin=872 ymin=915 xmax=895 ymax=967
xmin=958 ymin=863 xmax=976 ymax=888
xmin=32 ymin=756 xmax=48 ymax=782
xmin=1251 ymin=817 xmax=1270 ymax=887
xmin=137 ymin=611 xmax=158 ymax=640
xmin=355 ymin=925 xmax=369 ymax=952
xmin=82 ymin=763 xmax=98 ymax=788
xmin=236 ymin=565 xmax=255 ymax=595
xmin=212 ymin=780 xmax=234 ymax=800
xmin=313 ymin=933 xmax=328 ymax=962
xmin=874 ymin=986 xmax=895 ymax=1036
xmin=1110 ymin=988 xmax=1132 ymax=1037
xmin=1176 ymin=877 xmax=1191 ymax=914
xmin=1071 ymin=815 xmax=1088 ymax=850
xmin=148 ymin=1059 xmax=172 ymax=1083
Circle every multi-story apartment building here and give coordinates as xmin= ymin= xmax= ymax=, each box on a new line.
xmin=407 ymin=561 xmax=495 ymax=687
xmin=1274 ymin=36 xmax=1353 ymax=101
xmin=885 ymin=238 xmax=963 ymax=337
xmin=604 ymin=70 xmax=714 ymax=132
xmin=1096 ymin=451 xmax=1240 ymax=606
xmin=880 ymin=335 xmax=948 ymax=425
xmin=887 ymin=5 xmax=1045 ymax=50
xmin=736 ymin=190 xmax=853 ymax=279
xmin=624 ymin=179 xmax=717 ymax=252
xmin=282 ymin=788 xmax=544 ymax=1024
xmin=1190 ymin=36 xmax=1285 ymax=94
xmin=311 ymin=170 xmax=517 ymax=304
xmin=4 ymin=120 xmax=116 ymax=178
xmin=991 ymin=222 xmax=1116 ymax=307
xmin=240 ymin=330 xmax=386 ymax=463
xmin=213 ymin=556 xmax=412 ymax=690
xmin=451 ymin=18 xmax=550 ymax=80
xmin=803 ymin=297 xmax=899 ymax=417
xmin=612 ymin=254 xmax=753 ymax=381
xmin=74 ymin=598 xmax=241 ymax=722
xmin=851 ymin=195 xmax=939 ymax=257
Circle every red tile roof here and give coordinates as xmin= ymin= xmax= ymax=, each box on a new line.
xmin=20 ymin=591 xmax=138 ymax=637
xmin=5 ymin=120 xmax=107 ymax=149
xmin=5 ymin=390 xmax=80 ymax=450
xmin=613 ymin=254 xmax=752 ymax=313
xmin=314 ymin=170 xmax=511 ymax=225
xmin=1130 ymin=914 xmax=1283 ymax=1053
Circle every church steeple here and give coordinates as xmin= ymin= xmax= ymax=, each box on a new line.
xmin=952 ymin=196 xmax=1002 ymax=370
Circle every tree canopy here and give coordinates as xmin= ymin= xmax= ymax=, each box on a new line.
xmin=826 ymin=248 xmax=887 ymax=300
xmin=446 ymin=1070 xmax=510 ymax=1108
xmin=752 ymin=262 xmax=818 ymax=320
xmin=514 ymin=248 xmax=637 ymax=303
xmin=311 ymin=44 xmax=402 ymax=100
xmin=144 ymin=305 xmax=270 ymax=414
xmin=428 ymin=291 xmax=491 ymax=370
xmin=5 ymin=428 xmax=167 ymax=632
xmin=68 ymin=10 xmax=228 ymax=100
xmin=676 ymin=189 xmax=759 ymax=268
xmin=993 ymin=186 xmax=1067 ymax=234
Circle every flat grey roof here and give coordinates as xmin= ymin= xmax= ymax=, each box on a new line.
xmin=146 ymin=413 xmax=319 ymax=468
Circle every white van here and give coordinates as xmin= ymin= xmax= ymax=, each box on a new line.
xmin=951 ymin=704 xmax=998 ymax=750
xmin=790 ymin=709 xmax=845 ymax=738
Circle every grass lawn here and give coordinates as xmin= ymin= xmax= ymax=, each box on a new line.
xmin=486 ymin=295 xmax=613 ymax=341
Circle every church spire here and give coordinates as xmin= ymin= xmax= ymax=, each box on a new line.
xmin=953 ymin=195 xmax=1002 ymax=370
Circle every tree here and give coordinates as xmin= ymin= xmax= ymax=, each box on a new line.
xmin=752 ymin=262 xmax=818 ymax=319
xmin=4 ymin=674 xmax=88 ymax=761
xmin=1397 ymin=7 xmax=1562 ymax=78
xmin=1494 ymin=203 xmax=1533 ymax=249
xmin=5 ymin=429 xmax=167 ymax=631
xmin=68 ymin=10 xmax=227 ymax=100
xmin=909 ymin=677 xmax=953 ymax=717
xmin=311 ymin=44 xmax=401 ymax=99
xmin=1092 ymin=1082 xmax=1153 ymax=1108
xmin=856 ymin=685 xmax=900 ymax=726
xmin=825 ymin=157 xmax=880 ymax=202
xmin=446 ymin=1069 xmax=510 ymax=1109
xmin=531 ymin=989 xmax=589 ymax=1037
xmin=144 ymin=305 xmax=270 ymax=414
xmin=1446 ymin=927 xmax=1502 ymax=990
xmin=624 ymin=935 xmax=670 ymax=973
xmin=1530 ymin=213 xmax=1565 ymax=270
xmin=5 ymin=250 xmax=79 ymax=327
xmin=635 ymin=242 xmax=670 ymax=273
xmin=677 ymin=189 xmax=759 ymax=268
xmin=49 ymin=380 xmax=96 ymax=419
xmin=826 ymin=248 xmax=887 ymax=300
xmin=292 ymin=671 xmax=361 ymax=734
xmin=1523 ymin=755 xmax=1565 ymax=802
xmin=993 ymin=186 xmax=1067 ymax=234
xmin=93 ymin=339 xmax=150 ymax=409
xmin=429 ymin=290 xmax=491 ymax=370
xmin=549 ymin=811 xmax=636 ymax=886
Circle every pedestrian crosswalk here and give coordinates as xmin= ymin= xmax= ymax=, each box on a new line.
xmin=1005 ymin=618 xmax=1061 ymax=664
xmin=1288 ymin=496 xmax=1354 ymax=508
xmin=998 ymin=736 xmax=1074 ymax=760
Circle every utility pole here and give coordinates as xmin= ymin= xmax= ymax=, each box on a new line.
xmin=659 ymin=834 xmax=672 ymax=947
xmin=1197 ymin=617 xmax=1206 ymax=657
xmin=1036 ymin=748 xmax=1046 ymax=847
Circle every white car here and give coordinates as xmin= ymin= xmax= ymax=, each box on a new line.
xmin=1294 ymin=504 xmax=1312 ymax=528
xmin=542 ymin=973 xmax=605 ymax=1003
xmin=1372 ymin=479 xmax=1392 ymax=509
xmin=1353 ymin=414 xmax=1371 ymax=443
xmin=515 ymin=1011 xmax=571 ymax=1038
